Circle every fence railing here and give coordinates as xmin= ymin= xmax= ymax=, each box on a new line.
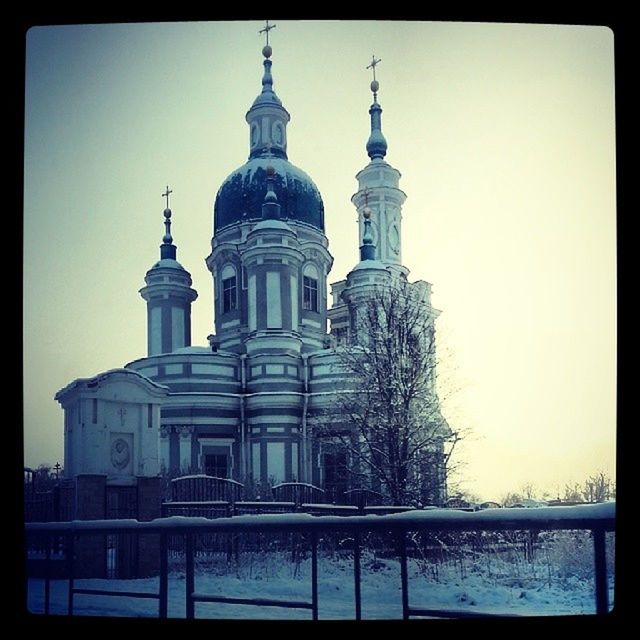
xmin=161 ymin=500 xmax=415 ymax=519
xmin=272 ymin=482 xmax=325 ymax=505
xmin=170 ymin=475 xmax=243 ymax=503
xmin=25 ymin=502 xmax=615 ymax=620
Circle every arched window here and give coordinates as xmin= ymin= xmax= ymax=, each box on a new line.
xmin=302 ymin=263 xmax=319 ymax=313
xmin=221 ymin=264 xmax=237 ymax=314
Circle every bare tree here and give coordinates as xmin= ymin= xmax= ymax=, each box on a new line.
xmin=562 ymin=482 xmax=584 ymax=503
xmin=320 ymin=278 xmax=455 ymax=506
xmin=582 ymin=471 xmax=615 ymax=503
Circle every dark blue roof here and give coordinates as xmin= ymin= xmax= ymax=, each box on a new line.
xmin=214 ymin=157 xmax=324 ymax=233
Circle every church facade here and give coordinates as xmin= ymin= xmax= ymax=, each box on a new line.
xmin=55 ymin=37 xmax=450 ymax=505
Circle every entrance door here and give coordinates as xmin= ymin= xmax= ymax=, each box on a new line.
xmin=323 ymin=449 xmax=349 ymax=504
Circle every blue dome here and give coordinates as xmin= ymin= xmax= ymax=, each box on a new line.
xmin=214 ymin=157 xmax=324 ymax=232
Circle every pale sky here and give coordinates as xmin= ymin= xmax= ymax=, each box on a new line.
xmin=23 ymin=20 xmax=616 ymax=501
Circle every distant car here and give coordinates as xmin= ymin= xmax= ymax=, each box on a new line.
xmin=477 ymin=501 xmax=502 ymax=510
xmin=508 ymin=499 xmax=547 ymax=508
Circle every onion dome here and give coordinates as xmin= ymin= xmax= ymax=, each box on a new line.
xmin=213 ymin=32 xmax=324 ymax=233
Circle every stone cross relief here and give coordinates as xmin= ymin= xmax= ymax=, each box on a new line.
xmin=118 ymin=407 xmax=127 ymax=426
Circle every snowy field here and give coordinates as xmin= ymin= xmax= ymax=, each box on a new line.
xmin=27 ymin=540 xmax=614 ymax=619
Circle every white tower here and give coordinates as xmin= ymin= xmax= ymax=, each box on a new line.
xmin=351 ymin=56 xmax=408 ymax=277
xmin=139 ymin=187 xmax=198 ymax=356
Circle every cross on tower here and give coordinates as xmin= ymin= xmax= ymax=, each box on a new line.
xmin=367 ymin=55 xmax=382 ymax=82
xmin=259 ymin=20 xmax=276 ymax=46
xmin=162 ymin=185 xmax=172 ymax=209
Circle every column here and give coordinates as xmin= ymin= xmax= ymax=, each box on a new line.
xmin=74 ymin=474 xmax=107 ymax=578
xmin=159 ymin=425 xmax=170 ymax=473
xmin=179 ymin=425 xmax=194 ymax=473
xmin=136 ymin=476 xmax=162 ymax=578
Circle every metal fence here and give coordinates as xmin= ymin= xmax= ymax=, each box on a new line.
xmin=24 ymin=482 xmax=76 ymax=523
xmin=25 ymin=502 xmax=615 ymax=620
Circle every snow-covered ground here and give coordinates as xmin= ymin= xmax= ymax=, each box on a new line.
xmin=27 ymin=548 xmax=614 ymax=619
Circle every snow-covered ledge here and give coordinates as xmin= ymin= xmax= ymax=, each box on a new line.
xmin=26 ymin=502 xmax=615 ymax=534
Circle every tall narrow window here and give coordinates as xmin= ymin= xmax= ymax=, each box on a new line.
xmin=222 ymin=276 xmax=237 ymax=313
xmin=303 ymin=276 xmax=318 ymax=312
xmin=147 ymin=403 xmax=153 ymax=428
xmin=204 ymin=454 xmax=228 ymax=479
xmin=92 ymin=398 xmax=97 ymax=424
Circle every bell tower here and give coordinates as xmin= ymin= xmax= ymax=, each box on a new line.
xmin=139 ymin=187 xmax=198 ymax=356
xmin=351 ymin=56 xmax=408 ymax=277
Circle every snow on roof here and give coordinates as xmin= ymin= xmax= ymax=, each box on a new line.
xmin=55 ymin=367 xmax=170 ymax=402
xmin=149 ymin=258 xmax=186 ymax=271
xmin=350 ymin=259 xmax=389 ymax=273
xmin=251 ymin=219 xmax=294 ymax=233
xmin=272 ymin=482 xmax=324 ymax=491
xmin=170 ymin=346 xmax=214 ymax=355
xmin=171 ymin=474 xmax=243 ymax=486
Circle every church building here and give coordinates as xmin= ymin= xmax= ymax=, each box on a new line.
xmin=55 ymin=29 xmax=450 ymax=505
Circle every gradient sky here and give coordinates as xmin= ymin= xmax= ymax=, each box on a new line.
xmin=23 ymin=20 xmax=616 ymax=500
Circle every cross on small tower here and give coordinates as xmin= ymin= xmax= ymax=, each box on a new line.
xmin=162 ymin=185 xmax=172 ymax=209
xmin=367 ymin=55 xmax=382 ymax=82
xmin=53 ymin=462 xmax=62 ymax=479
xmin=259 ymin=20 xmax=276 ymax=46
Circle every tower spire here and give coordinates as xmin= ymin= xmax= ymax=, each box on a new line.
xmin=160 ymin=185 xmax=177 ymax=260
xmin=259 ymin=19 xmax=276 ymax=49
xmin=366 ymin=55 xmax=388 ymax=160
xmin=246 ymin=21 xmax=290 ymax=160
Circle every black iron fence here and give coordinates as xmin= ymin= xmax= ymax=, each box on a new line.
xmin=272 ymin=482 xmax=325 ymax=505
xmin=170 ymin=475 xmax=243 ymax=503
xmin=26 ymin=502 xmax=615 ymax=620
xmin=24 ymin=481 xmax=76 ymax=523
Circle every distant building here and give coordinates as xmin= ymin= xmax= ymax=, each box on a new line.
xmin=55 ymin=32 xmax=451 ymax=505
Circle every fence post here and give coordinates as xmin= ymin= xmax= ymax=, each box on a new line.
xmin=185 ymin=533 xmax=195 ymax=619
xmin=398 ymin=529 xmax=409 ymax=620
xmin=353 ymin=528 xmax=361 ymax=620
xmin=44 ymin=534 xmax=51 ymax=615
xmin=66 ymin=534 xmax=74 ymax=616
xmin=593 ymin=528 xmax=609 ymax=615
xmin=311 ymin=530 xmax=318 ymax=621
xmin=159 ymin=532 xmax=168 ymax=619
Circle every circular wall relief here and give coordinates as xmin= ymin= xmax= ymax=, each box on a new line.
xmin=111 ymin=438 xmax=130 ymax=470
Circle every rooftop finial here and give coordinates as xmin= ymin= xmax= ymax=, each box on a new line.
xmin=365 ymin=55 xmax=388 ymax=160
xmin=160 ymin=185 xmax=177 ymax=259
xmin=162 ymin=184 xmax=172 ymax=210
xmin=247 ymin=20 xmax=289 ymax=160
xmin=259 ymin=19 xmax=276 ymax=58
xmin=367 ymin=55 xmax=382 ymax=101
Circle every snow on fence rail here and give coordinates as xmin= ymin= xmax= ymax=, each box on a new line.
xmin=25 ymin=502 xmax=615 ymax=620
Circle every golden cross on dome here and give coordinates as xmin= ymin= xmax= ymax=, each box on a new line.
xmin=162 ymin=185 xmax=172 ymax=209
xmin=367 ymin=55 xmax=382 ymax=82
xmin=259 ymin=20 xmax=276 ymax=46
